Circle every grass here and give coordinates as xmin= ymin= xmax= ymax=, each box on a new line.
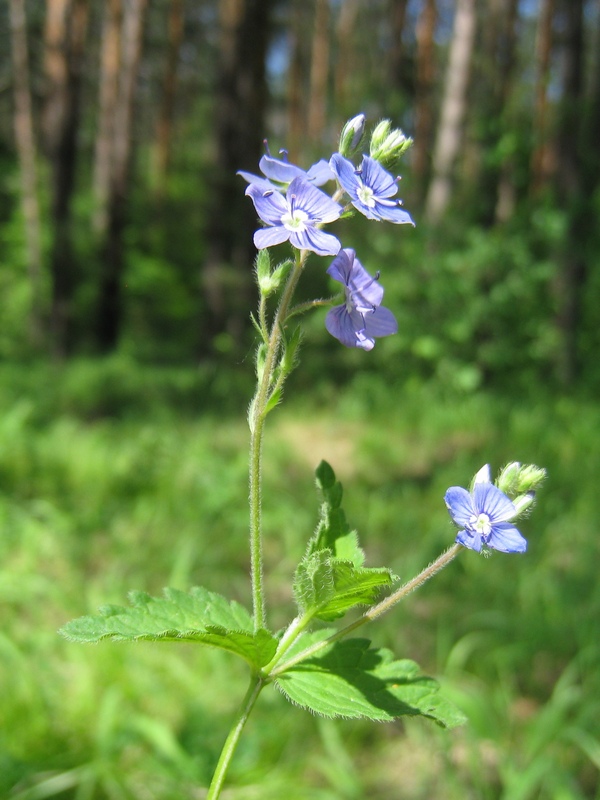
xmin=1 ymin=358 xmax=599 ymax=799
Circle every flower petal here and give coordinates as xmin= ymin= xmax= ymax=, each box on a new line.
xmin=363 ymin=306 xmax=398 ymax=338
xmin=473 ymin=464 xmax=492 ymax=485
xmin=305 ymin=159 xmax=335 ymax=185
xmin=237 ymin=171 xmax=277 ymax=192
xmin=444 ymin=487 xmax=474 ymax=527
xmin=254 ymin=226 xmax=290 ymax=249
xmin=246 ymin=184 xmax=288 ymax=225
xmin=330 ymin=153 xmax=361 ymax=195
xmin=347 ymin=253 xmax=384 ymax=309
xmin=288 ymin=177 xmax=342 ymax=223
xmin=259 ymin=154 xmax=304 ymax=184
xmin=360 ymin=156 xmax=398 ymax=198
xmin=488 ymin=522 xmax=527 ymax=553
xmin=456 ymin=529 xmax=482 ymax=551
xmin=290 ymin=227 xmax=341 ymax=257
xmin=473 ymin=482 xmax=516 ymax=523
xmin=325 ymin=305 xmax=361 ymax=348
xmin=373 ymin=205 xmax=415 ymax=225
xmin=326 ymin=249 xmax=354 ymax=286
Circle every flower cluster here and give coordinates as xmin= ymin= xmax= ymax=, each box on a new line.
xmin=240 ymin=115 xmax=413 ymax=349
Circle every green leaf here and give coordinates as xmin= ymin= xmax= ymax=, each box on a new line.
xmin=310 ymin=461 xmax=364 ymax=566
xmin=296 ymin=462 xmax=394 ymax=620
xmin=294 ymin=551 xmax=393 ymax=621
xmin=59 ymin=587 xmax=278 ymax=669
xmin=275 ymin=634 xmax=466 ymax=728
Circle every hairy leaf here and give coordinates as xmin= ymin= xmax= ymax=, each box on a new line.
xmin=275 ymin=634 xmax=466 ymax=728
xmin=60 ymin=587 xmax=277 ymax=669
xmin=294 ymin=550 xmax=393 ymax=621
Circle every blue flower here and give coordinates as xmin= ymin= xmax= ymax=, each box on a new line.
xmin=238 ymin=151 xmax=334 ymax=193
xmin=245 ymin=176 xmax=342 ymax=256
xmin=330 ymin=153 xmax=414 ymax=224
xmin=325 ymin=248 xmax=398 ymax=350
xmin=444 ymin=465 xmax=527 ymax=553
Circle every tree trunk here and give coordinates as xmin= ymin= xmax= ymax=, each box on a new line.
xmin=333 ymin=0 xmax=359 ymax=115
xmin=555 ymin=0 xmax=586 ymax=385
xmin=153 ymin=0 xmax=184 ymax=198
xmin=387 ymin=0 xmax=409 ymax=91
xmin=287 ymin=0 xmax=310 ymax=161
xmin=307 ymin=0 xmax=330 ymax=145
xmin=9 ymin=0 xmax=44 ymax=347
xmin=530 ymin=0 xmax=556 ymax=195
xmin=493 ymin=0 xmax=519 ymax=223
xmin=412 ymin=0 xmax=437 ymax=204
xmin=95 ymin=0 xmax=147 ymax=352
xmin=424 ymin=0 xmax=476 ymax=224
xmin=201 ymin=0 xmax=273 ymax=352
xmin=92 ymin=0 xmax=122 ymax=237
xmin=43 ymin=0 xmax=89 ymax=357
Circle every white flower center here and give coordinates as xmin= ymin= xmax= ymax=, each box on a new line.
xmin=470 ymin=512 xmax=492 ymax=537
xmin=281 ymin=208 xmax=309 ymax=232
xmin=357 ymin=183 xmax=376 ymax=208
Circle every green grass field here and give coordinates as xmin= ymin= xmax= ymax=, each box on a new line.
xmin=1 ymin=359 xmax=599 ymax=799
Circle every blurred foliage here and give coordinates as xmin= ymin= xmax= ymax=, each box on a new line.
xmin=1 ymin=360 xmax=599 ymax=798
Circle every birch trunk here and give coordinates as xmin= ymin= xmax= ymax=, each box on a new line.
xmin=424 ymin=0 xmax=476 ymax=224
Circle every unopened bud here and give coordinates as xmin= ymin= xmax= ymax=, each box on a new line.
xmin=369 ymin=119 xmax=413 ymax=171
xmin=338 ymin=114 xmax=367 ymax=158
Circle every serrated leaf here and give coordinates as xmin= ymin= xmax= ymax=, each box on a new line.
xmin=59 ymin=587 xmax=278 ymax=669
xmin=310 ymin=461 xmax=364 ymax=566
xmin=275 ymin=636 xmax=466 ymax=728
xmin=294 ymin=551 xmax=393 ymax=621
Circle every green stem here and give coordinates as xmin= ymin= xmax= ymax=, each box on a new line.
xmin=269 ymin=543 xmax=463 ymax=677
xmin=206 ymin=675 xmax=265 ymax=800
xmin=248 ymin=249 xmax=308 ymax=631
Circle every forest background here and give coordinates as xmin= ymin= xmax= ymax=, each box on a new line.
xmin=1 ymin=0 xmax=600 ymax=799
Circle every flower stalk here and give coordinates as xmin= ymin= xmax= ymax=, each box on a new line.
xmin=248 ymin=250 xmax=308 ymax=631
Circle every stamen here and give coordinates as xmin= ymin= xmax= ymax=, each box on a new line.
xmin=278 ymin=149 xmax=289 ymax=162
xmin=263 ymin=190 xmax=274 ymax=198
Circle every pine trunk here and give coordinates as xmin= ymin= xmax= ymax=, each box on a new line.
xmin=92 ymin=0 xmax=122 ymax=237
xmin=307 ymin=0 xmax=330 ymax=145
xmin=413 ymin=0 xmax=437 ymax=203
xmin=9 ymin=0 xmax=44 ymax=347
xmin=153 ymin=0 xmax=184 ymax=198
xmin=201 ymin=0 xmax=272 ymax=352
xmin=530 ymin=0 xmax=556 ymax=195
xmin=555 ymin=0 xmax=586 ymax=385
xmin=43 ymin=0 xmax=89 ymax=357
xmin=95 ymin=0 xmax=147 ymax=352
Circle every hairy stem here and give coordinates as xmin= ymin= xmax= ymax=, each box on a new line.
xmin=206 ymin=676 xmax=265 ymax=800
xmin=248 ymin=249 xmax=308 ymax=631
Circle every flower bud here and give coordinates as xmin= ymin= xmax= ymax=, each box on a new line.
xmin=338 ymin=114 xmax=366 ymax=159
xmin=497 ymin=462 xmax=547 ymax=498
xmin=511 ymin=491 xmax=536 ymax=518
xmin=369 ymin=119 xmax=413 ymax=171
